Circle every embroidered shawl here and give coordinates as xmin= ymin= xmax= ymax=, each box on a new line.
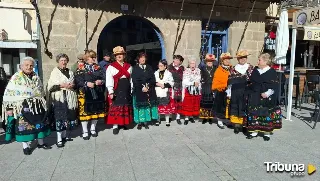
xmin=2 ymin=71 xmax=46 ymax=121
xmin=154 ymin=69 xmax=174 ymax=98
xmin=182 ymin=68 xmax=201 ymax=100
xmin=212 ymin=65 xmax=230 ymax=91
xmin=47 ymin=67 xmax=78 ymax=110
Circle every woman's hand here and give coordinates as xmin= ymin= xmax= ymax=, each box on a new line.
xmin=194 ymin=82 xmax=200 ymax=87
xmin=142 ymin=87 xmax=148 ymax=92
xmin=261 ymin=93 xmax=268 ymax=98
xmin=109 ymin=94 xmax=114 ymax=100
xmin=60 ymin=83 xmax=69 ymax=88
xmin=95 ymin=80 xmax=103 ymax=85
xmin=156 ymin=83 xmax=164 ymax=88
xmin=87 ymin=82 xmax=95 ymax=88
xmin=66 ymin=83 xmax=74 ymax=89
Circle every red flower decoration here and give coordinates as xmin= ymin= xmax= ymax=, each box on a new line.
xmin=78 ymin=63 xmax=85 ymax=70
xmin=93 ymin=64 xmax=100 ymax=71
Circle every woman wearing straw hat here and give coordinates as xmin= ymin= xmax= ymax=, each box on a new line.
xmin=199 ymin=54 xmax=217 ymax=124
xmin=105 ymin=46 xmax=133 ymax=135
xmin=227 ymin=50 xmax=254 ymax=134
xmin=212 ymin=53 xmax=233 ymax=129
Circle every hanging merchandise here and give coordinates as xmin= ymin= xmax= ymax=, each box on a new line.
xmin=269 ymin=31 xmax=276 ymax=39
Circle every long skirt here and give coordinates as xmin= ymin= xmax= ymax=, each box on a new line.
xmin=106 ymin=78 xmax=133 ymax=125
xmin=229 ymin=88 xmax=246 ymax=124
xmin=173 ymin=87 xmax=183 ymax=114
xmin=133 ymin=96 xmax=158 ymax=123
xmin=180 ymin=90 xmax=201 ymax=116
xmin=158 ymin=89 xmax=176 ymax=115
xmin=78 ymin=87 xmax=105 ymax=122
xmin=199 ymin=85 xmax=214 ymax=119
xmin=244 ymin=106 xmax=282 ymax=133
xmin=212 ymin=90 xmax=229 ymax=119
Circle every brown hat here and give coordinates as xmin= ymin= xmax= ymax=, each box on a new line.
xmin=113 ymin=46 xmax=126 ymax=55
xmin=220 ymin=52 xmax=233 ymax=60
xmin=205 ymin=54 xmax=216 ymax=62
xmin=236 ymin=50 xmax=250 ymax=58
xmin=77 ymin=54 xmax=84 ymax=60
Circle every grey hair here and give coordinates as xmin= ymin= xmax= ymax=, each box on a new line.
xmin=20 ymin=56 xmax=35 ymax=65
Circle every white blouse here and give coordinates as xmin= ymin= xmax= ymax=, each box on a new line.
xmin=105 ymin=64 xmax=132 ymax=94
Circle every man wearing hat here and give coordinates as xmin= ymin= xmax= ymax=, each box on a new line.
xmin=105 ymin=46 xmax=133 ymax=135
xmin=199 ymin=54 xmax=217 ymax=124
xmin=71 ymin=54 xmax=85 ymax=73
xmin=227 ymin=50 xmax=253 ymax=134
xmin=98 ymin=52 xmax=112 ymax=71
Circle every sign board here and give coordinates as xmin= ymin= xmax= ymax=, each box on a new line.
xmin=293 ymin=7 xmax=320 ymax=27
xmin=303 ymin=26 xmax=320 ymax=41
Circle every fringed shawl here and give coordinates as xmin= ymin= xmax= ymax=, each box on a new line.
xmin=47 ymin=67 xmax=77 ymax=110
xmin=182 ymin=68 xmax=201 ymax=100
xmin=212 ymin=65 xmax=231 ymax=91
xmin=2 ymin=71 xmax=46 ymax=122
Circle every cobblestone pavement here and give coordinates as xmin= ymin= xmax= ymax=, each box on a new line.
xmin=0 ymin=104 xmax=319 ymax=181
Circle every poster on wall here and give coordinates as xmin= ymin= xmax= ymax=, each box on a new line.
xmin=303 ymin=26 xmax=320 ymax=41
xmin=293 ymin=7 xmax=320 ymax=27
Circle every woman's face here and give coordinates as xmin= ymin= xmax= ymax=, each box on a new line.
xmin=237 ymin=57 xmax=247 ymax=65
xmin=258 ymin=57 xmax=267 ymax=67
xmin=222 ymin=58 xmax=230 ymax=66
xmin=87 ymin=56 xmax=96 ymax=65
xmin=173 ymin=58 xmax=181 ymax=67
xmin=115 ymin=54 xmax=124 ymax=62
xmin=58 ymin=57 xmax=68 ymax=69
xmin=206 ymin=61 xmax=213 ymax=67
xmin=21 ymin=60 xmax=34 ymax=75
xmin=139 ymin=56 xmax=146 ymax=65
xmin=189 ymin=61 xmax=196 ymax=70
xmin=158 ymin=62 xmax=166 ymax=71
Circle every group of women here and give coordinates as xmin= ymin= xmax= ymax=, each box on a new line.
xmin=1 ymin=46 xmax=282 ymax=155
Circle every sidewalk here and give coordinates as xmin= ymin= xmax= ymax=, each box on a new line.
xmin=0 ymin=104 xmax=319 ymax=181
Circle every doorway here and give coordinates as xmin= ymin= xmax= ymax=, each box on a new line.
xmin=97 ymin=15 xmax=165 ymax=70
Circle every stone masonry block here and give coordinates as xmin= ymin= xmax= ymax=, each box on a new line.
xmin=252 ymin=31 xmax=265 ymax=41
xmin=69 ymin=9 xmax=86 ymax=24
xmin=244 ymin=41 xmax=258 ymax=50
xmin=39 ymin=7 xmax=71 ymax=22
xmin=42 ymin=21 xmax=80 ymax=36
xmin=47 ymin=35 xmax=77 ymax=49
xmin=247 ymin=22 xmax=260 ymax=31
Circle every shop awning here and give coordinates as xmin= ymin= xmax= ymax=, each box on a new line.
xmin=0 ymin=41 xmax=37 ymax=49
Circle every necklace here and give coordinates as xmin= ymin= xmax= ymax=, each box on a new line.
xmin=206 ymin=66 xmax=213 ymax=77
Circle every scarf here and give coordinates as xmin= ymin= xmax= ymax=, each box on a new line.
xmin=2 ymin=71 xmax=46 ymax=122
xmin=111 ymin=61 xmax=131 ymax=90
xmin=212 ymin=65 xmax=230 ymax=91
xmin=154 ymin=69 xmax=174 ymax=98
xmin=47 ymin=67 xmax=78 ymax=110
xmin=182 ymin=68 xmax=201 ymax=100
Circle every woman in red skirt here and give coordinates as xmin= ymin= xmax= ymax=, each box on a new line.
xmin=154 ymin=59 xmax=175 ymax=126
xmin=180 ymin=59 xmax=201 ymax=125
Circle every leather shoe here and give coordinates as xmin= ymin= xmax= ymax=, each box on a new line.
xmin=23 ymin=148 xmax=31 ymax=155
xmin=137 ymin=124 xmax=142 ymax=130
xmin=113 ymin=128 xmax=119 ymax=135
xmin=37 ymin=144 xmax=52 ymax=150
xmin=56 ymin=141 xmax=64 ymax=148
xmin=234 ymin=128 xmax=240 ymax=134
xmin=177 ymin=119 xmax=182 ymax=125
xmin=263 ymin=136 xmax=270 ymax=141
xmin=202 ymin=120 xmax=207 ymax=124
xmin=62 ymin=138 xmax=73 ymax=143
xmin=166 ymin=123 xmax=170 ymax=127
xmin=190 ymin=119 xmax=195 ymax=123
xmin=246 ymin=135 xmax=257 ymax=139
xmin=184 ymin=120 xmax=189 ymax=125
xmin=144 ymin=124 xmax=149 ymax=129
xmin=217 ymin=124 xmax=225 ymax=129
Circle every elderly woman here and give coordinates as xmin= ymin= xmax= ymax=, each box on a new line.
xmin=168 ymin=55 xmax=185 ymax=124
xmin=131 ymin=52 xmax=158 ymax=129
xmin=212 ymin=53 xmax=233 ymax=129
xmin=2 ymin=57 xmax=51 ymax=155
xmin=106 ymin=46 xmax=132 ymax=135
xmin=154 ymin=59 xmax=175 ymax=127
xmin=227 ymin=50 xmax=254 ymax=134
xmin=180 ymin=59 xmax=201 ymax=125
xmin=245 ymin=53 xmax=282 ymax=141
xmin=75 ymin=50 xmax=105 ymax=140
xmin=199 ymin=54 xmax=217 ymax=124
xmin=47 ymin=53 xmax=77 ymax=147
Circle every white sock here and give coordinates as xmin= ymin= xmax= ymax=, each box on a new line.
xmin=264 ymin=133 xmax=270 ymax=137
xmin=176 ymin=113 xmax=180 ymax=120
xmin=81 ymin=121 xmax=89 ymax=137
xmin=113 ymin=124 xmax=118 ymax=129
xmin=185 ymin=116 xmax=189 ymax=121
xmin=62 ymin=130 xmax=67 ymax=139
xmin=22 ymin=142 xmax=29 ymax=149
xmin=38 ymin=139 xmax=44 ymax=145
xmin=217 ymin=120 xmax=224 ymax=126
xmin=57 ymin=131 xmax=62 ymax=143
xmin=251 ymin=132 xmax=258 ymax=137
xmin=90 ymin=120 xmax=98 ymax=134
xmin=165 ymin=114 xmax=170 ymax=123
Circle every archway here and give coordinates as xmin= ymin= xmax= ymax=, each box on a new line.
xmin=97 ymin=15 xmax=165 ymax=70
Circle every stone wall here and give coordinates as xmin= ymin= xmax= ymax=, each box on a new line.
xmin=35 ymin=0 xmax=269 ymax=84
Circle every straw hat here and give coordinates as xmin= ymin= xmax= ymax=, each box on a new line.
xmin=205 ymin=54 xmax=216 ymax=62
xmin=220 ymin=52 xmax=233 ymax=60
xmin=236 ymin=50 xmax=250 ymax=58
xmin=113 ymin=46 xmax=126 ymax=55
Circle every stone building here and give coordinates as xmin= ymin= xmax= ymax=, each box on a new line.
xmin=1 ymin=0 xmax=279 ymax=83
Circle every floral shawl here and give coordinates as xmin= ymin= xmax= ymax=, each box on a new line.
xmin=2 ymin=71 xmax=46 ymax=122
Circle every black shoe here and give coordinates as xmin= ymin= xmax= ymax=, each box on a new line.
xmin=217 ymin=124 xmax=225 ymax=129
xmin=246 ymin=134 xmax=257 ymax=139
xmin=82 ymin=132 xmax=89 ymax=140
xmin=202 ymin=119 xmax=207 ymax=124
xmin=190 ymin=119 xmax=195 ymax=123
xmin=234 ymin=127 xmax=240 ymax=134
xmin=184 ymin=120 xmax=189 ymax=125
xmin=62 ymin=138 xmax=73 ymax=143
xmin=208 ymin=120 xmax=213 ymax=125
xmin=91 ymin=132 xmax=98 ymax=137
xmin=37 ymin=144 xmax=52 ymax=150
xmin=56 ymin=141 xmax=64 ymax=148
xmin=166 ymin=123 xmax=170 ymax=127
xmin=113 ymin=128 xmax=119 ymax=135
xmin=177 ymin=119 xmax=182 ymax=125
xmin=23 ymin=148 xmax=31 ymax=155
xmin=137 ymin=124 xmax=142 ymax=130
xmin=144 ymin=124 xmax=149 ymax=129
xmin=155 ymin=121 xmax=160 ymax=126
xmin=122 ymin=126 xmax=129 ymax=130
xmin=263 ymin=136 xmax=270 ymax=141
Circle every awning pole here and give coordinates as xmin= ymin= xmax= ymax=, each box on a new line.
xmin=286 ymin=27 xmax=297 ymax=121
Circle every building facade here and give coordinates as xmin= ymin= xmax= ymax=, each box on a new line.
xmin=4 ymin=0 xmax=278 ymax=84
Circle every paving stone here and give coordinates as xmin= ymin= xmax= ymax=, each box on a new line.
xmin=218 ymin=175 xmax=235 ymax=181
